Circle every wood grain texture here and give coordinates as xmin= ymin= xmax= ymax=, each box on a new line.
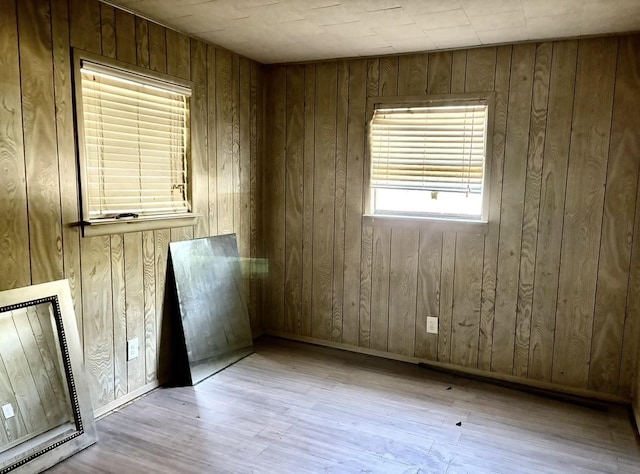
xmin=616 ymin=35 xmax=640 ymax=398
xmin=216 ymin=49 xmax=235 ymax=235
xmin=99 ymin=3 xmax=116 ymax=59
xmin=69 ymin=0 xmax=100 ymax=54
xmin=513 ymin=42 xmax=552 ymax=377
xmin=359 ymin=222 xmax=373 ymax=348
xmin=284 ymin=65 xmax=304 ymax=334
xmin=478 ymin=45 xmax=511 ymax=371
xmin=465 ymin=47 xmax=496 ymax=93
xmin=51 ymin=0 xmax=83 ymax=344
xmin=388 ymin=229 xmax=419 ymax=357
xmin=239 ymin=57 xmax=251 ymax=260
xmin=332 ymin=61 xmax=349 ymax=342
xmin=148 ymin=22 xmax=166 ymax=73
xmin=191 ymin=38 xmax=209 ymax=239
xmin=265 ymin=67 xmax=286 ymax=331
xmin=232 ymin=54 xmax=241 ymax=243
xmin=369 ymin=226 xmax=391 ymax=352
xmin=81 ymin=236 xmax=115 ymax=407
xmin=552 ymin=38 xmax=617 ymax=389
xmin=311 ymin=62 xmax=337 ymax=340
xmin=0 ymin=347 xmax=28 ymax=444
xmin=438 ymin=233 xmax=456 ymax=363
xmin=301 ymin=64 xmax=315 ymax=338
xmin=451 ymin=233 xmax=484 ymax=368
xmin=491 ymin=43 xmax=536 ymax=375
xmin=110 ymin=234 xmax=127 ymax=399
xmin=415 ymin=231 xmax=442 ymax=360
xmin=397 ymin=53 xmax=427 ymax=95
xmin=378 ymin=56 xmax=398 ymax=96
xmin=342 ymin=59 xmax=367 ymax=346
xmin=426 ymin=51 xmax=452 ymax=95
xmin=115 ymin=9 xmax=136 ymax=64
xmin=154 ymin=229 xmax=170 ymax=370
xmin=451 ymin=50 xmax=467 ymax=93
xmin=18 ymin=0 xmax=64 ymax=285
xmin=0 ymin=0 xmax=30 ymax=291
xmin=142 ymin=231 xmax=156 ymax=383
xmin=207 ymin=45 xmax=218 ymax=236
xmin=528 ymin=41 xmax=578 ymax=382
xmin=124 ymin=232 xmax=145 ymax=392
xmin=135 ymin=17 xmax=149 ymax=68
xmin=590 ymin=36 xmax=640 ymax=395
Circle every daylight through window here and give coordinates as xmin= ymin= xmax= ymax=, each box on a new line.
xmin=370 ymin=99 xmax=489 ymax=221
xmin=77 ymin=60 xmax=191 ymax=222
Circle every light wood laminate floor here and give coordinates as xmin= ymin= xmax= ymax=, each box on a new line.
xmin=48 ymin=337 xmax=640 ymax=473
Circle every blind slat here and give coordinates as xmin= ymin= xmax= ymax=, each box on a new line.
xmin=81 ymin=64 xmax=190 ymax=219
xmin=371 ymin=104 xmax=488 ymax=194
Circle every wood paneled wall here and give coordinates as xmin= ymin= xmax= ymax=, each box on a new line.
xmin=263 ymin=35 xmax=640 ymax=399
xmin=0 ymin=0 xmax=263 ymax=412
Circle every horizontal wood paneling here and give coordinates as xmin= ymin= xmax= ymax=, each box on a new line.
xmin=0 ymin=0 xmax=263 ymax=413
xmin=263 ymin=36 xmax=640 ymax=399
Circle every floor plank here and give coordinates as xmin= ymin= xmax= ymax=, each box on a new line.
xmin=48 ymin=338 xmax=640 ymax=473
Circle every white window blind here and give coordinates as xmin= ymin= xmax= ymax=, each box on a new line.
xmin=79 ymin=61 xmax=191 ymax=220
xmin=370 ymin=104 xmax=488 ymax=196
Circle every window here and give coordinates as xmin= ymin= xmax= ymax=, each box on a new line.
xmin=368 ymin=95 xmax=493 ymax=222
xmin=73 ymin=50 xmax=196 ymax=235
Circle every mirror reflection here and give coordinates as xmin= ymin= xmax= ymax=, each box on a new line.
xmin=0 ymin=301 xmax=77 ymax=470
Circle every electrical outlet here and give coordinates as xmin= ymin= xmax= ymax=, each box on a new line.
xmin=127 ymin=337 xmax=139 ymax=361
xmin=427 ymin=317 xmax=438 ymax=334
xmin=2 ymin=403 xmax=15 ymax=420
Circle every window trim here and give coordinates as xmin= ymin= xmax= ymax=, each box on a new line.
xmin=365 ymin=92 xmax=495 ymax=224
xmin=72 ymin=48 xmax=198 ymax=237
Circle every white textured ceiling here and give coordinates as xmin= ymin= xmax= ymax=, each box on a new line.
xmin=107 ymin=0 xmax=640 ymax=64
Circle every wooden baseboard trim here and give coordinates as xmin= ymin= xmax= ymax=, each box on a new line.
xmin=94 ymin=380 xmax=160 ymax=420
xmin=265 ymin=331 xmax=629 ymax=405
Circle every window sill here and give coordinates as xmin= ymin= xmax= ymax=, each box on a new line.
xmin=363 ymin=214 xmax=489 ymax=234
xmin=81 ymin=213 xmax=200 ymax=237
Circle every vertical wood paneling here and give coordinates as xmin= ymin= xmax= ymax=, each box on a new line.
xmin=284 ymin=65 xmax=304 ymax=334
xmin=110 ymin=234 xmax=126 ymax=399
xmin=265 ymin=67 xmax=286 ymax=330
xmin=52 ymin=0 xmax=83 ymax=342
xmin=552 ymin=38 xmax=617 ymax=389
xmin=115 ymin=9 xmax=135 ymax=64
xmin=124 ymin=232 xmax=145 ymax=391
xmin=81 ymin=236 xmax=114 ymax=407
xmin=513 ymin=42 xmax=552 ymax=377
xmin=311 ymin=62 xmax=337 ymax=340
xmin=491 ymin=44 xmax=536 ymax=375
xmin=249 ymin=62 xmax=260 ymax=329
xmin=99 ymin=3 xmax=116 ymax=59
xmin=478 ymin=45 xmax=511 ymax=370
xmin=426 ymin=51 xmax=452 ymax=95
xmin=438 ymin=233 xmax=456 ymax=363
xmin=3 ymin=1 xmax=262 ymax=417
xmin=232 ymin=55 xmax=241 ymax=242
xmin=528 ymin=41 xmax=578 ymax=381
xmin=0 ymin=0 xmax=29 ymax=291
xmin=388 ymin=228 xmax=419 ymax=357
xmin=451 ymin=233 xmax=484 ymax=368
xmin=302 ymin=64 xmax=316 ymax=337
xmin=616 ymin=35 xmax=640 ymax=398
xmin=332 ymin=61 xmax=349 ymax=341
xmin=397 ymin=53 xmax=427 ymax=95
xmin=216 ymin=49 xmax=235 ymax=236
xmin=69 ymin=0 xmax=101 ymax=54
xmin=342 ymin=59 xmax=367 ymax=346
xmin=415 ymin=231 xmax=442 ymax=360
xmin=379 ymin=57 xmax=398 ymax=96
xmin=590 ymin=36 xmax=640 ymax=394
xmin=19 ymin=0 xmax=64 ymax=285
xmin=370 ymin=226 xmax=391 ymax=351
xmin=191 ymin=39 xmax=209 ymax=238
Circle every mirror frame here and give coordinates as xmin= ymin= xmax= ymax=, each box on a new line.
xmin=0 ymin=280 xmax=98 ymax=474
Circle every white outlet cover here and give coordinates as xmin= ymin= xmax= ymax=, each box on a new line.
xmin=127 ymin=337 xmax=139 ymax=361
xmin=2 ymin=403 xmax=15 ymax=419
xmin=427 ymin=317 xmax=438 ymax=334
